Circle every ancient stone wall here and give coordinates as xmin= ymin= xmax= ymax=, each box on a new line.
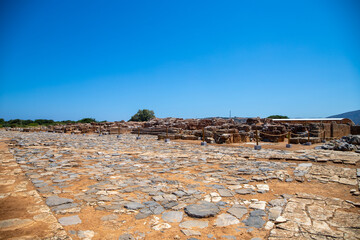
xmin=331 ymin=122 xmax=351 ymax=139
xmin=351 ymin=125 xmax=360 ymax=135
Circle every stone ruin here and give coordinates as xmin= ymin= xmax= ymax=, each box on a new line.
xmin=132 ymin=117 xmax=354 ymax=145
xmin=5 ymin=117 xmax=355 ymax=146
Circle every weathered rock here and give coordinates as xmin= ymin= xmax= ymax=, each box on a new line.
xmin=179 ymin=220 xmax=209 ymax=229
xmin=45 ymin=195 xmax=73 ymax=207
xmin=185 ymin=202 xmax=220 ymax=218
xmin=265 ymin=221 xmax=275 ymax=230
xmin=152 ymin=223 xmax=171 ymax=231
xmin=249 ymin=201 xmax=266 ymax=210
xmin=161 ymin=211 xmax=183 ymax=223
xmin=215 ymin=213 xmax=240 ymax=227
xmin=217 ymin=189 xmax=234 ymax=197
xmin=243 ymin=216 xmax=265 ymax=229
xmin=58 ymin=215 xmax=81 ymax=226
xmin=235 ymin=189 xmax=254 ymax=195
xmin=0 ymin=218 xmax=34 ymax=231
xmin=268 ymin=206 xmax=282 ymax=221
xmin=125 ymin=202 xmax=145 ymax=210
xmin=227 ymin=205 xmax=247 ymax=219
xmin=118 ymin=233 xmax=135 ymax=240
xmin=181 ymin=229 xmax=201 ymax=236
xmin=78 ymin=230 xmax=95 ymax=239
xmin=101 ymin=214 xmax=118 ymax=221
xmin=256 ymin=184 xmax=269 ymax=192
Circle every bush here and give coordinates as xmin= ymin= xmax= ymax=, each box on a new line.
xmin=267 ymin=115 xmax=289 ymax=119
xmin=129 ymin=109 xmax=155 ymax=122
xmin=77 ymin=118 xmax=96 ymax=123
xmin=61 ymin=120 xmax=76 ymax=124
xmin=34 ymin=119 xmax=55 ymax=125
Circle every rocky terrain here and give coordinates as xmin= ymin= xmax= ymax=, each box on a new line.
xmin=0 ymin=131 xmax=360 ymax=240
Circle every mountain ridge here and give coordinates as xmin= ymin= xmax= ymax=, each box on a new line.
xmin=328 ymin=110 xmax=360 ymax=125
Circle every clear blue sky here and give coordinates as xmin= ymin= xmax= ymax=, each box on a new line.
xmin=1 ymin=0 xmax=359 ymax=121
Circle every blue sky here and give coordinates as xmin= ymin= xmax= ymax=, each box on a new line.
xmin=1 ymin=0 xmax=359 ymax=121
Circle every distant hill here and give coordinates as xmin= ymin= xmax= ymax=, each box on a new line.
xmin=328 ymin=110 xmax=360 ymax=125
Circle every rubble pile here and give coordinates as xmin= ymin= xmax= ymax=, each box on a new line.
xmin=317 ymin=135 xmax=360 ymax=152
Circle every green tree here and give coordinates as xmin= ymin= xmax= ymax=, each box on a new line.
xmin=77 ymin=118 xmax=96 ymax=123
xmin=267 ymin=115 xmax=289 ymax=119
xmin=129 ymin=109 xmax=155 ymax=122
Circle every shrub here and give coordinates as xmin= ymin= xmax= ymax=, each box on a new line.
xmin=267 ymin=115 xmax=289 ymax=119
xmin=77 ymin=118 xmax=96 ymax=123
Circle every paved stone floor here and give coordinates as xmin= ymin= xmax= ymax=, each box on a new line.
xmin=0 ymin=131 xmax=360 ymax=240
xmin=0 ymin=140 xmax=69 ymax=240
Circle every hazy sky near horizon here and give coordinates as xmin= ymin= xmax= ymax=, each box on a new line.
xmin=1 ymin=0 xmax=359 ymax=121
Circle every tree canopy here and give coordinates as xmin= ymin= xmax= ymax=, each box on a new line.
xmin=267 ymin=115 xmax=289 ymax=119
xmin=129 ymin=109 xmax=155 ymax=122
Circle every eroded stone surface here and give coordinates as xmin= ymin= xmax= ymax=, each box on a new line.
xmin=269 ymin=193 xmax=360 ymax=239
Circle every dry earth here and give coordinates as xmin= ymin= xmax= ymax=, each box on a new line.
xmin=0 ymin=131 xmax=359 ymax=240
